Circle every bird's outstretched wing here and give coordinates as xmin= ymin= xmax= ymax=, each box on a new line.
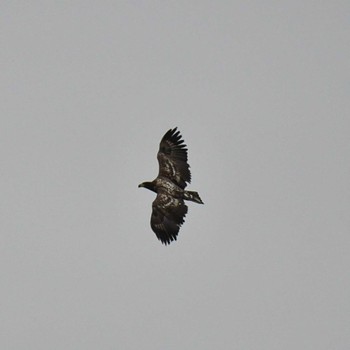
xmin=157 ymin=127 xmax=191 ymax=189
xmin=150 ymin=191 xmax=188 ymax=245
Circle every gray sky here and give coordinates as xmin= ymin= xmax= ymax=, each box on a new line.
xmin=1 ymin=2 xmax=349 ymax=349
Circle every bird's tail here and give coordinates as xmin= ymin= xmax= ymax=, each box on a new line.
xmin=184 ymin=191 xmax=204 ymax=204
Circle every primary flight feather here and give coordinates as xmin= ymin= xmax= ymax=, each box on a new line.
xmin=138 ymin=127 xmax=203 ymax=245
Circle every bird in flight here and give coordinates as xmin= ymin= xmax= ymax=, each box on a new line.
xmin=139 ymin=127 xmax=203 ymax=245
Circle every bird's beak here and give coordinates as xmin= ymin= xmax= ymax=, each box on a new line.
xmin=138 ymin=183 xmax=143 ymax=188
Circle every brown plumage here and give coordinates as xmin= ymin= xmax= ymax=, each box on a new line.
xmin=139 ymin=127 xmax=203 ymax=245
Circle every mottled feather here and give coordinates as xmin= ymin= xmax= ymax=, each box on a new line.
xmin=151 ymin=191 xmax=188 ymax=245
xmin=157 ymin=127 xmax=191 ymax=189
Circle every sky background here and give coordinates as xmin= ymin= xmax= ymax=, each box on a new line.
xmin=1 ymin=1 xmax=349 ymax=349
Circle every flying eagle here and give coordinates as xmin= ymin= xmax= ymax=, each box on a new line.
xmin=139 ymin=127 xmax=203 ymax=245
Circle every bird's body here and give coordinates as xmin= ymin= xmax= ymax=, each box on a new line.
xmin=139 ymin=127 xmax=203 ymax=245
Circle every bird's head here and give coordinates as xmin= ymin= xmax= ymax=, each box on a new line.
xmin=138 ymin=181 xmax=156 ymax=192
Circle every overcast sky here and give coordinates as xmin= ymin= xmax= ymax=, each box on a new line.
xmin=1 ymin=2 xmax=349 ymax=349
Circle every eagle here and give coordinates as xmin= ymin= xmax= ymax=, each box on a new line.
xmin=139 ymin=127 xmax=203 ymax=245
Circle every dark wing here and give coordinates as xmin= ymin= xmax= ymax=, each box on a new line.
xmin=150 ymin=191 xmax=188 ymax=245
xmin=157 ymin=127 xmax=191 ymax=189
